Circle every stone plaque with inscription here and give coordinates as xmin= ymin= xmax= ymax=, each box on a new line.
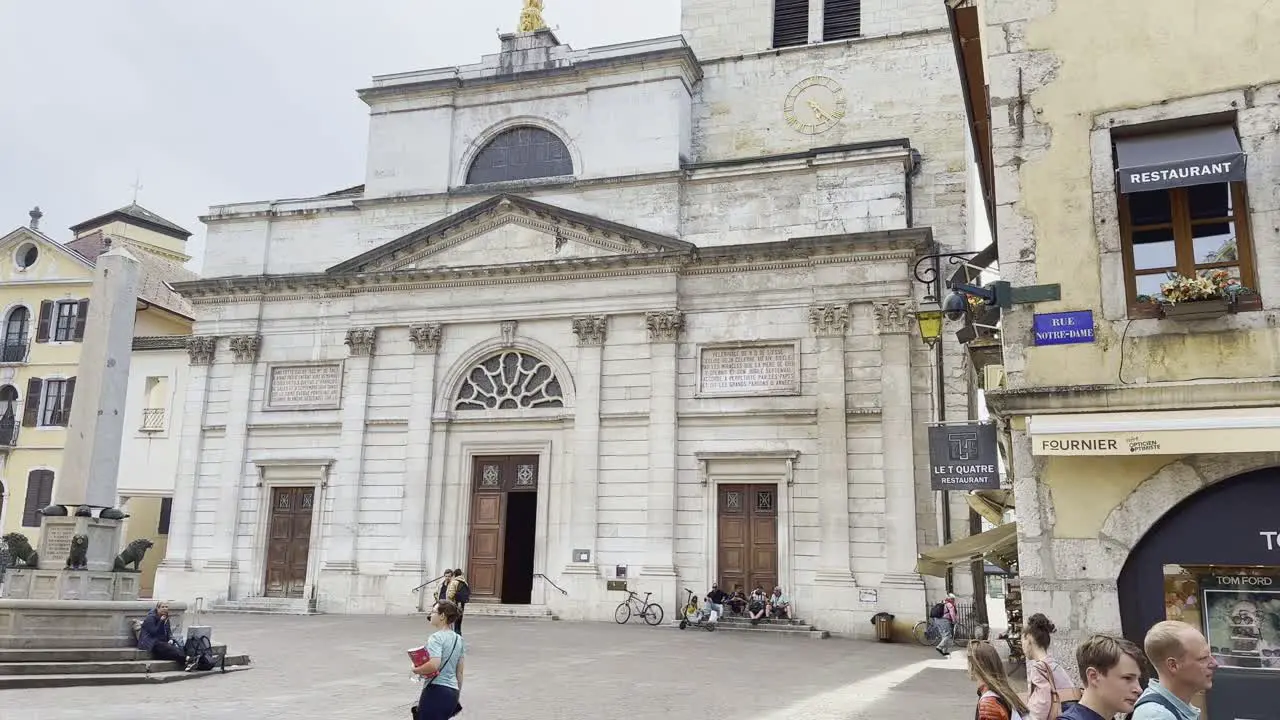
xmin=698 ymin=343 xmax=800 ymax=397
xmin=266 ymin=363 xmax=343 ymax=410
xmin=42 ymin=525 xmax=75 ymax=567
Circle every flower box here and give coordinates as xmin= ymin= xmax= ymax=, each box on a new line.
xmin=1159 ymin=298 xmax=1230 ymax=321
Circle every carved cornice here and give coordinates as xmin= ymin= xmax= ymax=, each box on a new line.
xmin=646 ymin=311 xmax=684 ymax=343
xmin=345 ymin=327 xmax=377 ymax=357
xmin=409 ymin=323 xmax=443 ymax=354
xmin=873 ymin=300 xmax=913 ymax=335
xmin=228 ymin=335 xmax=261 ymax=364
xmin=500 ymin=320 xmax=518 ymax=347
xmin=572 ymin=315 xmax=608 ymax=346
xmin=186 ymin=335 xmax=218 ymax=366
xmin=809 ymin=303 xmax=850 ymax=337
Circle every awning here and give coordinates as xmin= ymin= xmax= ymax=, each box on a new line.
xmin=1115 ymin=125 xmax=1246 ymax=193
xmin=1029 ymin=408 xmax=1280 ymax=456
xmin=967 ymin=489 xmax=1014 ymax=526
xmin=916 ymin=522 xmax=1018 ymax=578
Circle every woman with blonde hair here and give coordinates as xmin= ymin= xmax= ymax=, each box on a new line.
xmin=969 ymin=641 xmax=1029 ymax=720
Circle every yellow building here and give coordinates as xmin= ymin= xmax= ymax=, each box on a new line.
xmin=0 ymin=204 xmax=196 ymax=596
xmin=945 ymin=0 xmax=1280 ymax=713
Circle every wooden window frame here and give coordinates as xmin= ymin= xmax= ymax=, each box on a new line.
xmin=1118 ymin=181 xmax=1260 ymax=319
xmin=38 ymin=377 xmax=74 ymax=427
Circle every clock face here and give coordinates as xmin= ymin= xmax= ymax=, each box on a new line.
xmin=783 ymin=76 xmax=847 ymax=135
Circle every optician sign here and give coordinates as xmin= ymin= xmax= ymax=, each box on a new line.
xmin=927 ymin=422 xmax=1001 ymax=491
xmin=1032 ymin=310 xmax=1094 ymax=346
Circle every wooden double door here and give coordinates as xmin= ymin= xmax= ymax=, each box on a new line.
xmin=467 ymin=455 xmax=539 ymax=604
xmin=717 ymin=484 xmax=779 ymax=594
xmin=264 ymin=486 xmax=315 ymax=598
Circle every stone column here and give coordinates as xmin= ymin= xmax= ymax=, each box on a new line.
xmin=875 ymin=300 xmax=926 ymax=605
xmin=642 ymin=311 xmax=682 ymax=585
xmin=394 ymin=323 xmax=442 ymax=585
xmin=565 ymin=315 xmax=606 ymax=575
xmin=207 ymin=334 xmax=260 ymax=584
xmin=157 ymin=336 xmax=217 ymax=573
xmin=324 ymin=328 xmax=377 ymax=578
xmin=809 ymin=303 xmax=857 ymax=586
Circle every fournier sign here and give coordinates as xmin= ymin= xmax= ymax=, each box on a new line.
xmin=927 ymin=422 xmax=1001 ymax=492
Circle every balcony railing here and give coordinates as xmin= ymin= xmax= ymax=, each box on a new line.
xmin=140 ymin=407 xmax=166 ymax=432
xmin=0 ymin=341 xmax=28 ymax=363
xmin=0 ymin=415 xmax=16 ymax=447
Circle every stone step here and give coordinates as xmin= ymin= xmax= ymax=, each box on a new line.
xmin=670 ymin=622 xmax=828 ymax=639
xmin=0 ymin=645 xmax=227 ymax=663
xmin=446 ymin=604 xmax=558 ymax=620
xmin=207 ymin=598 xmax=315 ymax=615
xmin=0 ymin=665 xmax=251 ymax=689
xmin=717 ymin=616 xmax=811 ymax=627
xmin=0 ymin=654 xmax=250 ymax=676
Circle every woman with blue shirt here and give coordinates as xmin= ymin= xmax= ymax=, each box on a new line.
xmin=412 ymin=599 xmax=466 ymax=720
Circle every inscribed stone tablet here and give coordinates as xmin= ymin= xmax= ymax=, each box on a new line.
xmin=43 ymin=525 xmax=75 ymax=565
xmin=266 ymin=363 xmax=342 ymax=409
xmin=699 ymin=344 xmax=799 ymax=396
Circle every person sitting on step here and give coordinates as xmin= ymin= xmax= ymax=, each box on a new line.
xmin=726 ymin=585 xmax=748 ymax=616
xmin=703 ymin=583 xmax=730 ymax=625
xmin=747 ymin=586 xmax=769 ymax=625
xmin=137 ymin=601 xmax=192 ymax=670
xmin=768 ymin=586 xmax=792 ymax=620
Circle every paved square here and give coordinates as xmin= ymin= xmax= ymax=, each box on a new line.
xmin=8 ymin=616 xmax=975 ymax=720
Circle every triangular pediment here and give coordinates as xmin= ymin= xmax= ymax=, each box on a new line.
xmin=328 ymin=194 xmax=692 ymax=274
xmin=0 ymin=226 xmax=95 ymax=282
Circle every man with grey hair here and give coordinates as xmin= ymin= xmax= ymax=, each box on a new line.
xmin=1132 ymin=620 xmax=1217 ymax=720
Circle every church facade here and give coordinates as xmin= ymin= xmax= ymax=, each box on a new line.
xmin=155 ymin=0 xmax=972 ymax=634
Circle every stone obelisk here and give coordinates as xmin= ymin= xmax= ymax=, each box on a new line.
xmin=29 ymin=245 xmax=142 ymax=583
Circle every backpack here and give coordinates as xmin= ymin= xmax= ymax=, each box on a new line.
xmin=454 ymin=579 xmax=470 ymax=605
xmin=980 ymin=691 xmax=1024 ymax=720
xmin=183 ymin=634 xmax=225 ymax=673
xmin=930 ymin=601 xmax=946 ymax=619
xmin=1121 ymin=693 xmax=1180 ymax=720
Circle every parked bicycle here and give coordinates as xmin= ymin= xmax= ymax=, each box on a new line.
xmin=614 ymin=590 xmax=664 ymax=626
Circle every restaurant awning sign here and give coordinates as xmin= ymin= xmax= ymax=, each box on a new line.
xmin=928 ymin=422 xmax=1001 ymax=491
xmin=1114 ymin=125 xmax=1246 ymax=194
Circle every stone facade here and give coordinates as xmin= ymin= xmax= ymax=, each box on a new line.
xmin=156 ymin=5 xmax=975 ymax=634
xmin=969 ymin=0 xmax=1280 ymax=667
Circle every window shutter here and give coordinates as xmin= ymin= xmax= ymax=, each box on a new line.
xmin=21 ymin=377 xmax=42 ymax=427
xmin=22 ymin=469 xmax=53 ymax=527
xmin=824 ymin=0 xmax=861 ymax=40
xmin=72 ymin=299 xmax=89 ymax=342
xmin=35 ymin=300 xmax=52 ymax=343
xmin=60 ymin=377 xmax=76 ymax=426
xmin=773 ymin=0 xmax=810 ymax=48
xmin=158 ymin=497 xmax=173 ymax=535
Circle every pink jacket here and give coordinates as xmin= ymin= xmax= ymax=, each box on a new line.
xmin=944 ymin=598 xmax=959 ymax=622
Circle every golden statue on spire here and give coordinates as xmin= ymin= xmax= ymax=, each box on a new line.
xmin=517 ymin=0 xmax=547 ymax=32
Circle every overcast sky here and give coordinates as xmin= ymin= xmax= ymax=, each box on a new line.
xmin=0 ymin=0 xmax=681 ymax=270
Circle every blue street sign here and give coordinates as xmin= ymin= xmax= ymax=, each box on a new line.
xmin=1032 ymin=310 xmax=1095 ymax=346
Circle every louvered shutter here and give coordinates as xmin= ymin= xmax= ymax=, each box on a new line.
xmin=22 ymin=469 xmax=53 ymax=527
xmin=72 ymin=299 xmax=89 ymax=341
xmin=824 ymin=0 xmax=861 ymax=40
xmin=158 ymin=497 xmax=173 ymax=535
xmin=60 ymin=377 xmax=76 ymax=427
xmin=773 ymin=0 xmax=810 ymax=48
xmin=21 ymin=377 xmax=42 ymax=427
xmin=35 ymin=301 xmax=52 ymax=343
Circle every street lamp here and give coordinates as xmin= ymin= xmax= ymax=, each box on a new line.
xmin=915 ymin=298 xmax=944 ymax=348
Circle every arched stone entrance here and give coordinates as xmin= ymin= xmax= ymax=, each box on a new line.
xmin=1114 ymin=459 xmax=1280 ymax=719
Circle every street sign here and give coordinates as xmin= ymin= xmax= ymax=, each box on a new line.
xmin=1033 ymin=310 xmax=1095 ymax=346
xmin=928 ymin=423 xmax=1001 ymax=491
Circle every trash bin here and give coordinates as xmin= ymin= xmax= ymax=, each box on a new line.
xmin=871 ymin=612 xmax=895 ymax=642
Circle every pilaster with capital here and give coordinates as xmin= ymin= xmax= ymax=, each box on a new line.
xmin=160 ymin=336 xmax=219 ymax=574
xmin=396 ymin=325 xmax=443 ymax=580
xmin=345 ymin=327 xmax=377 ymax=357
xmin=208 ymin=334 xmax=261 ymax=582
xmin=328 ymin=328 xmax=377 ymax=575
xmin=409 ymin=323 xmax=443 ymax=354
xmin=567 ymin=315 xmax=607 ymax=574
xmin=809 ymin=303 xmax=855 ymax=586
xmin=643 ymin=311 xmax=682 ymax=581
xmin=186 ymin=335 xmax=218 ymax=366
xmin=876 ymin=299 xmax=925 ymax=600
xmin=228 ymin=334 xmax=261 ymax=364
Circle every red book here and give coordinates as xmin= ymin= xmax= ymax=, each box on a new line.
xmin=407 ymin=646 xmax=438 ymax=679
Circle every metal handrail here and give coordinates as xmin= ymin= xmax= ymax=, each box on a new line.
xmin=535 ymin=573 xmax=568 ymax=596
xmin=412 ymin=574 xmax=449 ymax=594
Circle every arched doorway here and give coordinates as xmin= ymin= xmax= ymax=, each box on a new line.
xmin=1117 ymin=466 xmax=1280 ymax=718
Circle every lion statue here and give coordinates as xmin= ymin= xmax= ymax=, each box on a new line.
xmin=1 ymin=532 xmax=38 ymax=568
xmin=65 ymin=534 xmax=89 ymax=570
xmin=112 ymin=538 xmax=154 ymax=572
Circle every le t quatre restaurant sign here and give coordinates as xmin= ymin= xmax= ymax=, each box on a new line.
xmin=927 ymin=423 xmax=1001 ymax=491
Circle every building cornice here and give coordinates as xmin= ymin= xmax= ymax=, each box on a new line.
xmin=171 ymin=229 xmax=932 ymax=305
xmin=985 ymin=379 xmax=1280 ymax=416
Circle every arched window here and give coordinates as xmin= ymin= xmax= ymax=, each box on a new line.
xmin=455 ymin=351 xmax=564 ymax=410
xmin=0 ymin=385 xmax=16 ymax=446
xmin=4 ymin=307 xmax=29 ymax=344
xmin=466 ymin=126 xmax=574 ymax=185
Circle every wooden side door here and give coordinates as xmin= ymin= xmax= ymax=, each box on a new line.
xmin=466 ymin=457 xmax=508 ymax=601
xmin=717 ymin=484 xmax=779 ymax=594
xmin=264 ymin=486 xmax=315 ymax=598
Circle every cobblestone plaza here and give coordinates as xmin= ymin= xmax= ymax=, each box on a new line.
xmin=8 ymin=616 xmax=975 ymax=720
